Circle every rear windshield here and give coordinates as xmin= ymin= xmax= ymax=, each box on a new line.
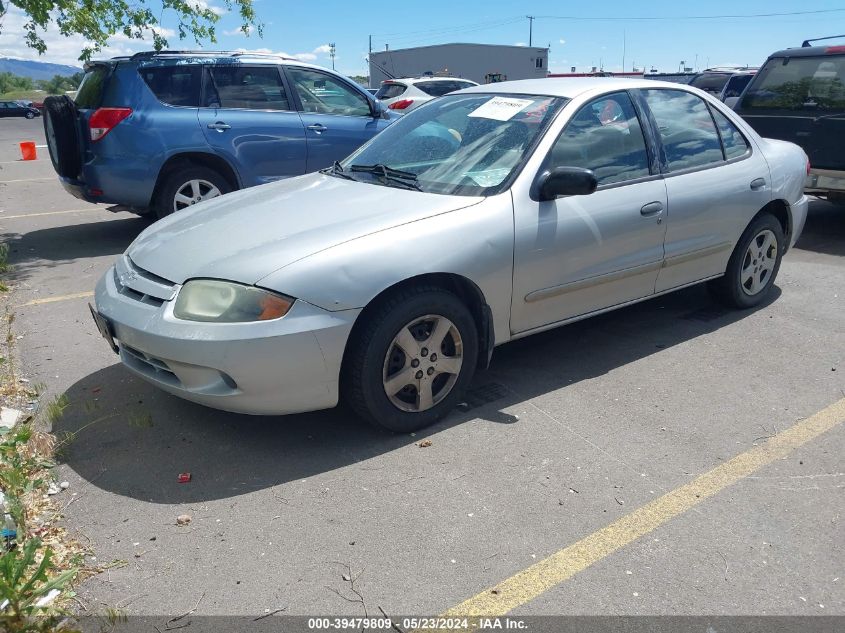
xmin=139 ymin=65 xmax=201 ymax=107
xmin=416 ymin=81 xmax=460 ymax=97
xmin=75 ymin=66 xmax=110 ymax=109
xmin=689 ymin=73 xmax=731 ymax=93
xmin=741 ymin=55 xmax=845 ymax=111
xmin=375 ymin=82 xmax=406 ymax=100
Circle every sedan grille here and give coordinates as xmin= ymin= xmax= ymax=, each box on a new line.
xmin=121 ymin=344 xmax=181 ymax=387
xmin=114 ymin=255 xmax=177 ymax=306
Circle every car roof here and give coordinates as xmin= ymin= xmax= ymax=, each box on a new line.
xmin=90 ymin=50 xmax=333 ymax=73
xmin=454 ymin=77 xmax=700 ymax=99
xmin=766 ymin=44 xmax=845 ymax=58
xmin=386 ymin=77 xmax=477 ymax=84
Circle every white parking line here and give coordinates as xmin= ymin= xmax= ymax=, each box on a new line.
xmin=0 ymin=177 xmax=53 ymax=183
xmin=0 ymin=208 xmax=102 ymax=220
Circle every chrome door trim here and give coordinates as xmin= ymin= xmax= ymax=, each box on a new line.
xmin=512 ymin=273 xmax=724 ymax=342
xmin=660 ymin=241 xmax=732 ymax=269
xmin=524 ymin=260 xmax=664 ymax=304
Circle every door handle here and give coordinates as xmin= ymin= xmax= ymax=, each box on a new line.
xmin=307 ymin=123 xmax=327 ymax=133
xmin=207 ymin=122 xmax=231 ymax=131
xmin=640 ymin=201 xmax=664 ymax=216
xmin=750 ymin=177 xmax=766 ymax=190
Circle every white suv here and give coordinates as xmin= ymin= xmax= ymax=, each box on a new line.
xmin=375 ymin=77 xmax=479 ymax=113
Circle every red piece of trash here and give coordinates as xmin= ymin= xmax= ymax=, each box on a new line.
xmin=177 ymin=473 xmax=191 ymax=483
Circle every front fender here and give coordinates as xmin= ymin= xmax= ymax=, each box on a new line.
xmin=257 ymin=193 xmax=516 ymax=346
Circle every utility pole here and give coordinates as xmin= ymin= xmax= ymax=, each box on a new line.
xmin=622 ymin=29 xmax=626 ymax=74
xmin=329 ymin=42 xmax=336 ymax=70
xmin=526 ymin=15 xmax=535 ymax=47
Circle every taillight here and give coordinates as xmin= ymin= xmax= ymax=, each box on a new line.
xmin=388 ymin=99 xmax=414 ymax=110
xmin=89 ymin=107 xmax=132 ymax=142
xmin=806 ymin=156 xmax=812 ymax=175
xmin=825 ymin=46 xmax=845 ymax=54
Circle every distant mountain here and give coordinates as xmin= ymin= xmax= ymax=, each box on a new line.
xmin=0 ymin=57 xmax=82 ymax=80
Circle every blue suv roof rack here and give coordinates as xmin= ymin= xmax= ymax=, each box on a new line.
xmin=128 ymin=50 xmax=297 ymax=61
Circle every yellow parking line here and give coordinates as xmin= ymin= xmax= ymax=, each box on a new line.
xmin=18 ymin=291 xmax=94 ymax=307
xmin=0 ymin=208 xmax=102 ymax=220
xmin=440 ymin=397 xmax=845 ymax=618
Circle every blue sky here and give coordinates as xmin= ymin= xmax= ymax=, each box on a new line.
xmin=1 ymin=0 xmax=844 ymax=74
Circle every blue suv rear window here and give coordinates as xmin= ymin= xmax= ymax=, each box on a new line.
xmin=140 ymin=66 xmax=201 ymax=107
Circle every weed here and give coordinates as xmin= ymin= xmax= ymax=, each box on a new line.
xmin=0 ymin=242 xmax=10 ymax=274
xmin=128 ymin=409 xmax=153 ymax=429
xmin=44 ymin=394 xmax=70 ymax=427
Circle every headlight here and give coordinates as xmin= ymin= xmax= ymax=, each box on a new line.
xmin=173 ymin=279 xmax=294 ymax=323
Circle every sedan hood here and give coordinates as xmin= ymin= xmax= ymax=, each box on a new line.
xmin=128 ymin=173 xmax=482 ymax=286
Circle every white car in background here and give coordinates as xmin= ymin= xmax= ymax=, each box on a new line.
xmin=375 ymin=76 xmax=479 ymax=113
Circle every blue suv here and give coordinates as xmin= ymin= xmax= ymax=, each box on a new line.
xmin=43 ymin=51 xmax=395 ymax=218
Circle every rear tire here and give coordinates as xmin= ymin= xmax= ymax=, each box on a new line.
xmin=155 ymin=165 xmax=232 ymax=219
xmin=25 ymin=111 xmax=35 ymax=119
xmin=42 ymin=96 xmax=81 ymax=178
xmin=343 ymin=286 xmax=478 ymax=433
xmin=708 ymin=213 xmax=784 ymax=309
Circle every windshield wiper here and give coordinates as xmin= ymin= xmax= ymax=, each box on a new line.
xmin=350 ymin=163 xmax=422 ymax=191
xmin=321 ymin=160 xmax=356 ymax=181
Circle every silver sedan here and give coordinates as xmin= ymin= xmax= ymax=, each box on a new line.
xmin=92 ymin=78 xmax=809 ymax=432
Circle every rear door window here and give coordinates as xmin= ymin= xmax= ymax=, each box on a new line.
xmin=139 ymin=66 xmax=201 ymax=107
xmin=375 ymin=82 xmax=406 ymax=99
xmin=711 ymin=108 xmax=750 ymax=159
xmin=207 ymin=65 xmax=291 ymax=110
xmin=644 ymin=89 xmax=724 ymax=171
xmin=740 ymin=55 xmax=845 ymax=111
xmin=75 ymin=65 xmax=111 ymax=109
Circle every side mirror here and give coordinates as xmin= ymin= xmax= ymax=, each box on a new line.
xmin=370 ymin=98 xmax=387 ymax=119
xmin=531 ymin=166 xmax=598 ymax=201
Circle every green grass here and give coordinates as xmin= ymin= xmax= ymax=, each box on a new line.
xmin=44 ymin=393 xmax=70 ymax=426
xmin=0 ymin=243 xmax=11 ymax=274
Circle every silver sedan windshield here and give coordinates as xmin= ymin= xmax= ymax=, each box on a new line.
xmin=340 ymin=93 xmax=566 ymax=196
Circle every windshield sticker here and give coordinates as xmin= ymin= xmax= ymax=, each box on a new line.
xmin=468 ymin=97 xmax=535 ymax=121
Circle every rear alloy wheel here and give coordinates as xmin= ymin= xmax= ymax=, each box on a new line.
xmin=25 ymin=111 xmax=35 ymax=119
xmin=344 ymin=287 xmax=478 ymax=433
xmin=157 ymin=165 xmax=232 ymax=219
xmin=709 ymin=213 xmax=784 ymax=309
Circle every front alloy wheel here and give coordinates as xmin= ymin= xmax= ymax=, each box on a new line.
xmin=383 ymin=314 xmax=464 ymax=412
xmin=344 ymin=286 xmax=478 ymax=433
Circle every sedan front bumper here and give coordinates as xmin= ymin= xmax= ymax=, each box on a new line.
xmin=94 ymin=266 xmax=359 ymax=415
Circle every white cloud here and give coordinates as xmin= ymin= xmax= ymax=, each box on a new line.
xmin=514 ymin=42 xmax=527 ymax=47
xmin=559 ymin=38 xmax=566 ymax=45
xmin=187 ymin=0 xmax=226 ymax=17
xmin=235 ymin=47 xmax=320 ymax=63
xmin=0 ymin=6 xmax=171 ymax=66
xmin=223 ymin=25 xmax=255 ymax=37
xmin=313 ymin=44 xmax=332 ymax=55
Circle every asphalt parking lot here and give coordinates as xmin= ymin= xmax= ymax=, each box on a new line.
xmin=1 ymin=118 xmax=843 ymax=620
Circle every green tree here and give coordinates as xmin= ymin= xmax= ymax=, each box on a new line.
xmin=0 ymin=72 xmax=33 ymax=93
xmin=0 ymin=0 xmax=263 ymax=61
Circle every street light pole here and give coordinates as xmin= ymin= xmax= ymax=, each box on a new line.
xmin=527 ymin=15 xmax=535 ymax=47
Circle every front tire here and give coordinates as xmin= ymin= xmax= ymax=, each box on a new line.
xmin=25 ymin=111 xmax=35 ymax=119
xmin=709 ymin=213 xmax=784 ymax=309
xmin=155 ymin=165 xmax=232 ymax=219
xmin=343 ymin=286 xmax=478 ymax=433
